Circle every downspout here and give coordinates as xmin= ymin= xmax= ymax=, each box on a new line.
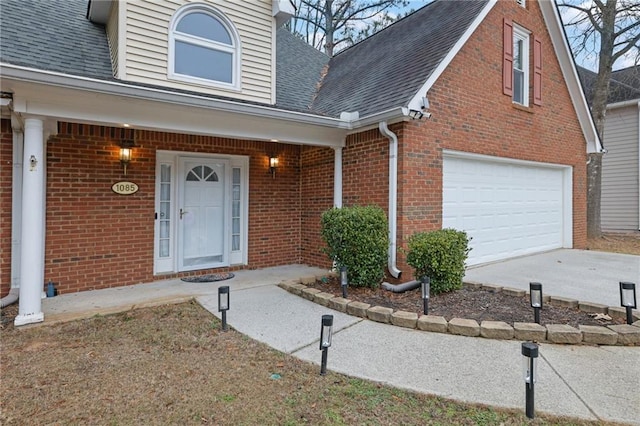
xmin=379 ymin=121 xmax=401 ymax=279
xmin=1 ymin=114 xmax=23 ymax=308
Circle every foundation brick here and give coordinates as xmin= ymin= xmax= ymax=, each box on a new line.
xmin=417 ymin=315 xmax=448 ymax=333
xmin=328 ymin=297 xmax=351 ymax=313
xmin=448 ymin=318 xmax=480 ymax=337
xmin=347 ymin=301 xmax=371 ymax=318
xmin=546 ymin=324 xmax=582 ymax=344
xmin=391 ymin=311 xmax=418 ymax=328
xmin=607 ymin=324 xmax=640 ymax=345
xmin=514 ymin=322 xmax=547 ymax=341
xmin=480 ymin=321 xmax=514 ymax=340
xmin=367 ymin=306 xmax=394 ymax=323
xmin=579 ymin=325 xmax=618 ymax=345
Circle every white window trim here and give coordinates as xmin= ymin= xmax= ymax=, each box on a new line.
xmin=168 ymin=4 xmax=242 ymax=91
xmin=513 ymin=25 xmax=530 ymax=106
xmin=516 ymin=0 xmax=526 ymax=8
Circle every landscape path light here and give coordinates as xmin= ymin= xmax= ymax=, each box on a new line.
xmin=421 ymin=276 xmax=430 ymax=315
xmin=521 ymin=342 xmax=539 ymax=419
xmin=619 ymin=282 xmax=637 ymax=325
xmin=340 ymin=266 xmax=348 ymax=298
xmin=529 ymin=282 xmax=543 ymax=324
xmin=319 ymin=314 xmax=334 ymax=375
xmin=218 ymin=285 xmax=230 ymax=331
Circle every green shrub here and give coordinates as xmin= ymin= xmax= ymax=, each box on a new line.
xmin=405 ymin=229 xmax=471 ymax=294
xmin=320 ymin=205 xmax=388 ymax=288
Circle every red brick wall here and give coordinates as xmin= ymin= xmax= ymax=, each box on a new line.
xmin=301 ymin=0 xmax=589 ymax=280
xmin=38 ymin=123 xmax=302 ymax=294
xmin=1 ymin=119 xmax=12 ymax=297
xmin=300 ymin=145 xmax=334 ymax=267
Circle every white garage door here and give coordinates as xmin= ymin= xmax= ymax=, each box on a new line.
xmin=443 ymin=153 xmax=571 ymax=266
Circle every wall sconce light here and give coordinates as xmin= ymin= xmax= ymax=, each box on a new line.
xmin=619 ymin=281 xmax=637 ymax=325
xmin=521 ymin=342 xmax=539 ymax=419
xmin=340 ymin=266 xmax=348 ymax=298
xmin=319 ymin=314 xmax=334 ymax=375
xmin=421 ymin=276 xmax=430 ymax=315
xmin=119 ymin=140 xmax=135 ymax=176
xmin=529 ymin=282 xmax=543 ymax=324
xmin=218 ymin=285 xmax=230 ymax=331
xmin=269 ymin=156 xmax=279 ymax=178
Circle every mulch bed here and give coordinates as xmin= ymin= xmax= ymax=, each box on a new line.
xmin=307 ymin=277 xmax=625 ymax=328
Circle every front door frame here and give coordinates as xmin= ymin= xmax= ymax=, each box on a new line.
xmin=154 ymin=150 xmax=249 ymax=275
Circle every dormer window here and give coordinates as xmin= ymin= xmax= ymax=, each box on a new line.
xmin=169 ymin=4 xmax=241 ymax=90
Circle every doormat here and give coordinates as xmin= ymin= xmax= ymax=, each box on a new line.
xmin=181 ymin=273 xmax=235 ymax=283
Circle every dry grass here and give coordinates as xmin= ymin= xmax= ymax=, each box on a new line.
xmin=0 ymin=301 xmax=624 ymax=425
xmin=586 ymin=232 xmax=640 ymax=255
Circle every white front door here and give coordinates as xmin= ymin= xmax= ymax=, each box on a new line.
xmin=154 ymin=151 xmax=249 ymax=275
xmin=178 ymin=158 xmax=230 ymax=270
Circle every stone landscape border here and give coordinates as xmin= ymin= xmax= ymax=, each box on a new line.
xmin=278 ymin=275 xmax=640 ymax=346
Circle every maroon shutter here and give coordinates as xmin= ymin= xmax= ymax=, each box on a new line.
xmin=503 ymin=18 xmax=514 ymax=96
xmin=533 ymin=35 xmax=543 ymax=106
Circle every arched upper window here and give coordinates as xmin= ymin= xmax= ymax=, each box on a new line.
xmin=168 ymin=4 xmax=241 ymax=90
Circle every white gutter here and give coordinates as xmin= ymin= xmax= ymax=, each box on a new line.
xmin=379 ymin=121 xmax=401 ymax=279
xmin=607 ymin=99 xmax=640 ymax=110
xmin=0 ymin=64 xmax=350 ymax=129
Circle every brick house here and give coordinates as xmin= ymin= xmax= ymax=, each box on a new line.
xmin=0 ymin=0 xmax=600 ymax=325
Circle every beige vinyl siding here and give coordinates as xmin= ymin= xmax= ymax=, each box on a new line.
xmin=601 ymin=104 xmax=640 ymax=230
xmin=107 ymin=2 xmax=119 ymax=78
xmin=123 ymin=0 xmax=273 ymax=104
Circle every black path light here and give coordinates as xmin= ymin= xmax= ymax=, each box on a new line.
xmin=421 ymin=276 xmax=430 ymax=315
xmin=529 ymin=282 xmax=543 ymax=324
xmin=340 ymin=266 xmax=348 ymax=298
xmin=619 ymin=282 xmax=637 ymax=325
xmin=218 ymin=285 xmax=230 ymax=331
xmin=319 ymin=314 xmax=334 ymax=375
xmin=521 ymin=342 xmax=539 ymax=419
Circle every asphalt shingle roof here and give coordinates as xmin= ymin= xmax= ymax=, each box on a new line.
xmin=310 ymin=0 xmax=490 ymax=117
xmin=578 ymin=65 xmax=640 ymax=105
xmin=275 ymin=29 xmax=329 ymax=113
xmin=1 ymin=0 xmax=490 ymax=119
xmin=0 ymin=0 xmax=114 ymax=80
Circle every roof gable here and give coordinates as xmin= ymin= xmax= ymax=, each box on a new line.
xmin=310 ymin=0 xmax=491 ymax=118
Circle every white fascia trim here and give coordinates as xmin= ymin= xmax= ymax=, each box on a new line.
xmin=538 ymin=1 xmax=602 ymax=153
xmin=406 ymin=0 xmax=497 ymax=111
xmin=347 ymin=107 xmax=409 ymax=133
xmin=0 ymin=63 xmax=349 ymax=130
xmin=607 ymin=99 xmax=640 ymax=110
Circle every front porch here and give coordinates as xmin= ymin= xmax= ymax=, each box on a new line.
xmin=38 ymin=265 xmax=329 ymax=326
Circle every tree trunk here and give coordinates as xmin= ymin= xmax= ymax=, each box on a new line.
xmin=586 ymin=152 xmax=603 ymax=239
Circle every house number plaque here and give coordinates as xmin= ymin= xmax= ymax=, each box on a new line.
xmin=112 ymin=181 xmax=139 ymax=195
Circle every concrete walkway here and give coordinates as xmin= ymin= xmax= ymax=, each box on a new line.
xmin=39 ymin=262 xmax=640 ymax=425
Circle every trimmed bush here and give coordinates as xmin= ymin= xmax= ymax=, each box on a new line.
xmin=406 ymin=229 xmax=471 ymax=294
xmin=321 ymin=205 xmax=388 ymax=288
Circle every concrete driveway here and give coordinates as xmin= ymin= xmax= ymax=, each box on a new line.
xmin=464 ymin=249 xmax=640 ymax=307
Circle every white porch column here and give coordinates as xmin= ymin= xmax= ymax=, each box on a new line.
xmin=333 ymin=146 xmax=343 ymax=208
xmin=15 ymin=118 xmax=46 ymax=326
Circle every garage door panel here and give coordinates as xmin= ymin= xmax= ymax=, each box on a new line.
xmin=443 ymin=155 xmax=569 ymax=266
